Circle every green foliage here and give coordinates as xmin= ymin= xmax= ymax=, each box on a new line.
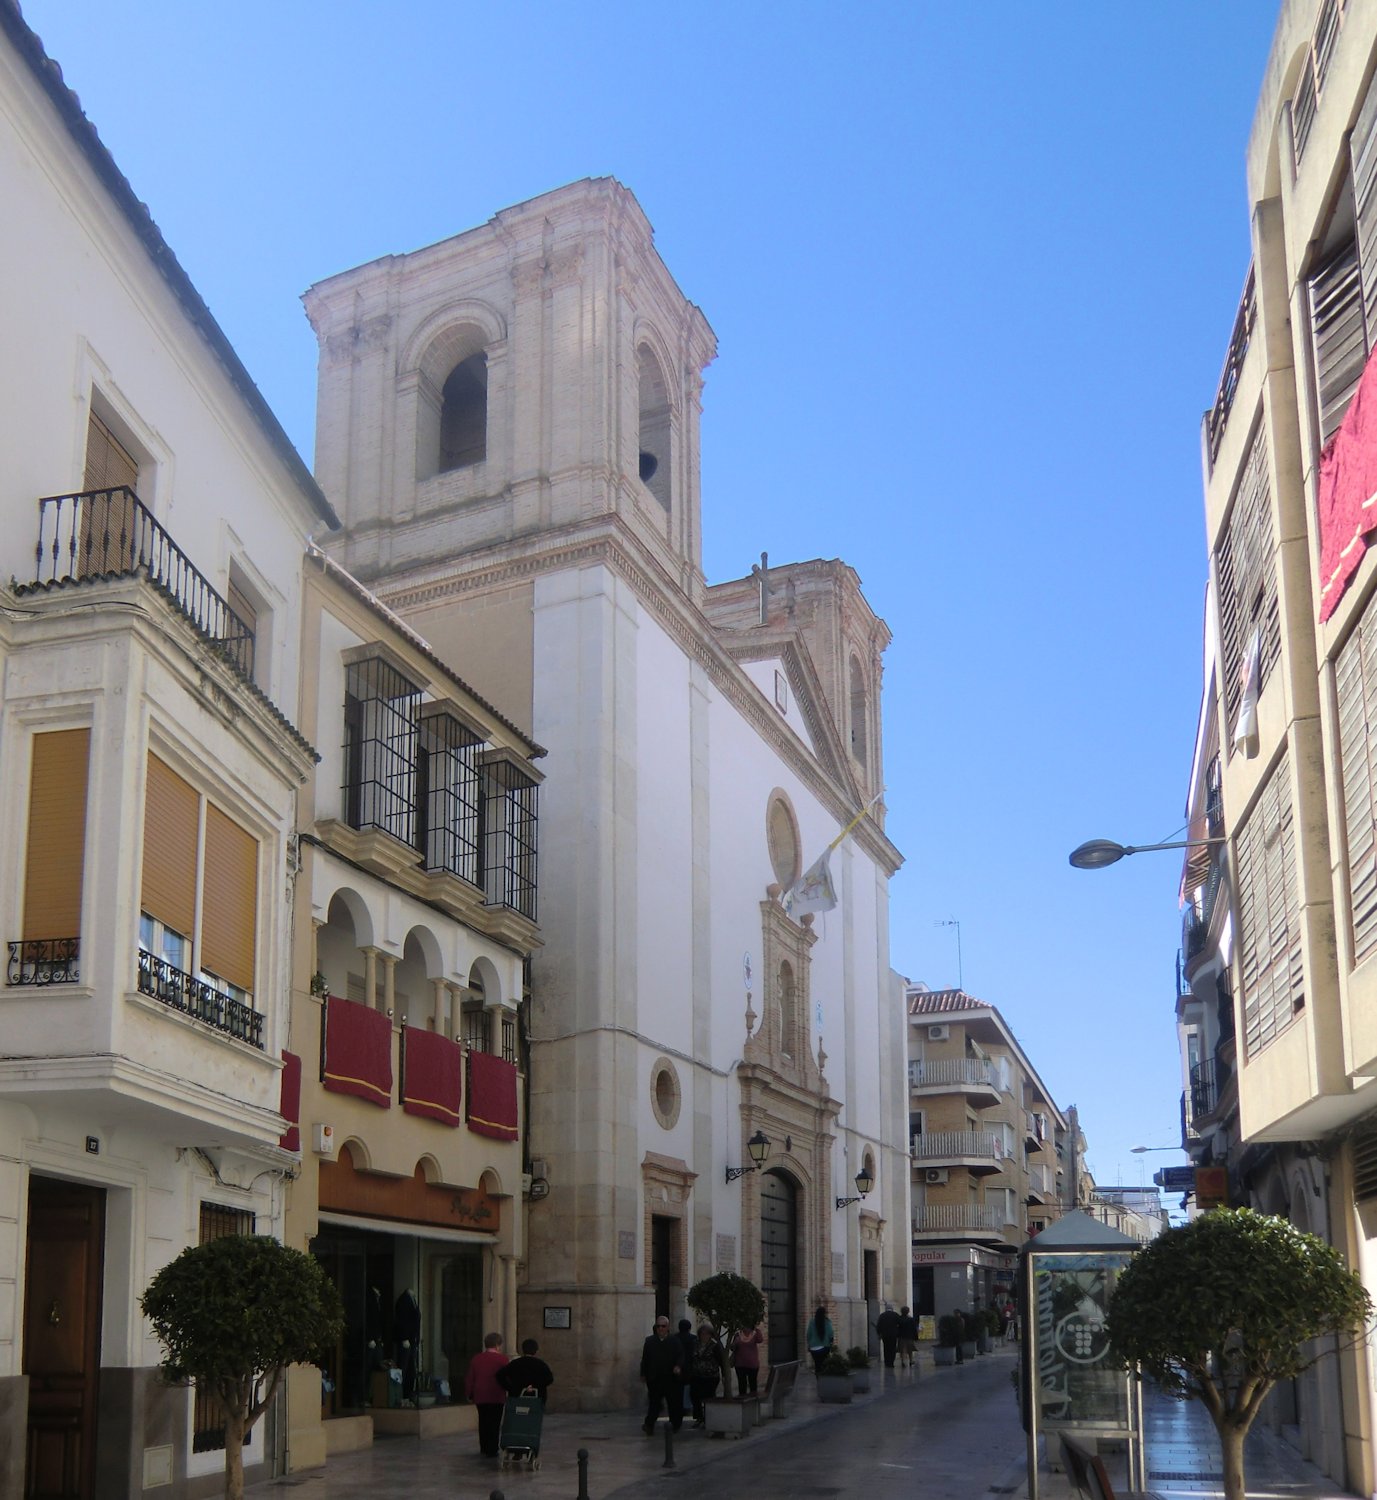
xmin=844 ymin=1344 xmax=869 ymax=1368
xmin=819 ymin=1349 xmax=851 ymax=1377
xmin=1108 ymin=1208 xmax=1370 ymax=1405
xmin=142 ymin=1234 xmax=343 ymax=1391
xmin=982 ymin=1308 xmax=1003 ymax=1338
xmin=686 ymin=1272 xmax=766 ymax=1347
xmin=937 ymin=1313 xmax=962 ymax=1347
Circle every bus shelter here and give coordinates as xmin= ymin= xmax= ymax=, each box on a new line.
xmin=1018 ymin=1211 xmax=1142 ymax=1500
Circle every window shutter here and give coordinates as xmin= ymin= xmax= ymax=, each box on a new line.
xmin=23 ymin=729 xmax=90 ymax=940
xmin=1311 ymin=242 xmax=1368 ymax=445
xmin=142 ymin=753 xmax=198 ymax=941
xmin=83 ymin=412 xmax=137 ymax=493
xmin=1338 ymin=603 xmax=1377 ymax=965
xmin=1216 ymin=424 xmax=1279 ymax=743
xmin=201 ymin=804 xmax=257 ymax=993
xmin=1353 ymin=68 xmax=1377 ymax=339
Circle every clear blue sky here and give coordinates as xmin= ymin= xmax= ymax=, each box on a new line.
xmin=23 ymin=1 xmax=1282 ymax=1190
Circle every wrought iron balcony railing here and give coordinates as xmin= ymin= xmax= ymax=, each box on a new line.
xmin=7 ymin=937 xmax=80 ymax=986
xmin=31 ymin=488 xmax=254 ymax=680
xmin=1205 ymin=267 xmax=1256 ymax=469
xmin=137 ymin=949 xmax=264 ymax=1049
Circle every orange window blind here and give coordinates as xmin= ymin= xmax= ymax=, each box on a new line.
xmin=142 ymin=753 xmax=198 ymax=941
xmin=201 ymin=803 xmax=257 ymax=993
xmin=23 ymin=729 xmax=90 ymax=940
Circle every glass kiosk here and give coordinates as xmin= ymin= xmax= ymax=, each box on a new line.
xmin=1018 ymin=1211 xmax=1142 ymax=1500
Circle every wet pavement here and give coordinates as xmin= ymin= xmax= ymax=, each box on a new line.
xmin=247 ymin=1350 xmax=1354 ymax=1500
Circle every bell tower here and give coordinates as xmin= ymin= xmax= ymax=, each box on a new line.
xmin=305 ymin=179 xmax=716 ymax=606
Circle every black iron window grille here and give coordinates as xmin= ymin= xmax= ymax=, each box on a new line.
xmin=463 ymin=1004 xmax=492 ymax=1054
xmin=7 ymin=937 xmax=80 ymax=986
xmin=32 ymin=489 xmax=255 ymax=679
xmin=416 ymin=708 xmax=483 ymax=883
xmin=481 ymin=757 xmax=538 ymax=920
xmin=137 ymin=949 xmax=264 ymax=1049
xmin=343 ymin=657 xmax=422 ymax=843
xmin=502 ymin=1015 xmax=517 ymax=1065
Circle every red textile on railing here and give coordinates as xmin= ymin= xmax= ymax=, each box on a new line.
xmin=402 ymin=1026 xmax=463 ymax=1127
xmin=322 ymin=995 xmax=392 ymax=1108
xmin=279 ymin=1049 xmax=302 ymax=1152
xmin=467 ymin=1050 xmax=518 ymax=1140
xmin=1319 ymin=347 xmax=1377 ymax=622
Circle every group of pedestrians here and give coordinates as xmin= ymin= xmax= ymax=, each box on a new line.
xmin=462 ymin=1333 xmax=556 ymax=1459
xmin=640 ymin=1314 xmax=766 ymax=1433
xmin=874 ymin=1302 xmax=920 ymax=1369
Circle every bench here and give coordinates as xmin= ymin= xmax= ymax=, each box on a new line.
xmin=762 ymin=1359 xmax=800 ymax=1418
xmin=1059 ymin=1431 xmax=1166 ymax=1500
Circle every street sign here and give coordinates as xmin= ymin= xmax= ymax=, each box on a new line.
xmin=1154 ymin=1165 xmax=1195 ymax=1190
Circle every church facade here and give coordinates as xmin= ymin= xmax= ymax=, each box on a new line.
xmin=304 ymin=178 xmax=907 ymax=1406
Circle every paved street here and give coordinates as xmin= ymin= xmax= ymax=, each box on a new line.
xmin=248 ymin=1350 xmax=1356 ymax=1500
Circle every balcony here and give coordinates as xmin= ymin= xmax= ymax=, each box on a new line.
xmin=25 ymin=488 xmax=254 ymax=679
xmin=910 ymin=1130 xmax=1002 ymax=1175
xmin=137 ymin=949 xmax=264 ymax=1049
xmin=7 ymin=937 xmax=79 ymax=986
xmin=911 ymin=1203 xmax=1006 ymax=1241
xmin=907 ymin=1056 xmax=1000 ymax=1104
xmin=1188 ymin=1054 xmax=1232 ymax=1128
xmin=1205 ymin=267 xmax=1256 ymax=470
xmin=1027 ymin=1162 xmax=1055 ymax=1202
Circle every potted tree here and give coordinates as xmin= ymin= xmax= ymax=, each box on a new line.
xmin=975 ymin=1308 xmax=996 ymax=1355
xmin=934 ymin=1314 xmax=960 ymax=1366
xmin=844 ymin=1344 xmax=871 ymax=1393
xmin=687 ymin=1272 xmax=766 ymax=1437
xmin=815 ymin=1348 xmax=852 ymax=1402
xmin=957 ymin=1309 xmax=979 ymax=1361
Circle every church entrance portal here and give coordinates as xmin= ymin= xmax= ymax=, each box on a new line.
xmin=760 ymin=1170 xmax=798 ymax=1364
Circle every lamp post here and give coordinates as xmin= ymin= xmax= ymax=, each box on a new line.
xmin=836 ymin=1164 xmax=874 ymax=1210
xmin=725 ymin=1129 xmax=772 ymax=1185
xmin=1068 ymin=836 xmax=1224 ymax=870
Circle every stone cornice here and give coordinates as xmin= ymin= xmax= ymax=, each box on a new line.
xmin=368 ymin=525 xmax=902 ymax=875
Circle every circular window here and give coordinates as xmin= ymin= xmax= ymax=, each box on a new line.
xmin=650 ymin=1058 xmax=681 ymax=1130
xmin=767 ymin=793 xmax=801 ymax=889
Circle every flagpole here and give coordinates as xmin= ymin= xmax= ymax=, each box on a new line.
xmin=823 ymin=791 xmax=884 ymax=855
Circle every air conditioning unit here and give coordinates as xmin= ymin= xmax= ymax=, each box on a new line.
xmin=927 ymin=1024 xmax=950 ymax=1041
xmin=925 ymin=1168 xmax=949 ymax=1185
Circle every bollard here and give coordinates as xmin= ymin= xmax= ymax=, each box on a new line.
xmin=662 ymin=1423 xmax=675 ymax=1468
xmin=577 ymin=1447 xmax=590 ymax=1500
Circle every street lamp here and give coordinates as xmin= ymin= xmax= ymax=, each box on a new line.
xmin=1130 ymin=1145 xmax=1180 ymax=1154
xmin=836 ymin=1164 xmax=874 ymax=1210
xmin=725 ymin=1130 xmax=772 ymax=1184
xmin=1068 ymin=836 xmax=1224 ymax=870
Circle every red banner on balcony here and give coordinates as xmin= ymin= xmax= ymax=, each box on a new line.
xmin=322 ymin=995 xmax=393 ymax=1108
xmin=279 ymin=1049 xmax=302 ymax=1152
xmin=402 ymin=1026 xmax=462 ymax=1127
xmin=1319 ymin=347 xmax=1377 ymax=622
xmin=467 ymin=1050 xmax=518 ymax=1140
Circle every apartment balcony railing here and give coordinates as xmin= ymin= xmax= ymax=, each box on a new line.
xmin=1189 ymin=1054 xmax=1232 ymax=1124
xmin=137 ymin=949 xmax=264 ymax=1050
xmin=910 ymin=1131 xmax=1002 ymax=1168
xmin=912 ymin=1203 xmax=1005 ymax=1236
xmin=1205 ymin=266 xmax=1257 ymax=469
xmin=29 ymin=488 xmax=254 ymax=680
xmin=1028 ymin=1163 xmax=1054 ymax=1200
xmin=907 ymin=1057 xmax=997 ymax=1091
xmin=1183 ymin=859 xmax=1225 ymax=961
xmin=7 ymin=937 xmax=80 ymax=986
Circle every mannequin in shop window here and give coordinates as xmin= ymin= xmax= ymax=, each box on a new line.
xmin=395 ymin=1289 xmax=421 ymax=1400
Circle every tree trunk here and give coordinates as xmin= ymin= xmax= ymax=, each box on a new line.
xmin=1219 ymin=1420 xmax=1247 ymax=1500
xmin=224 ymin=1407 xmax=246 ymax=1500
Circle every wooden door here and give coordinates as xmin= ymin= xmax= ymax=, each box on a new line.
xmin=760 ymin=1170 xmax=797 ymax=1365
xmin=24 ymin=1178 xmax=105 ymax=1500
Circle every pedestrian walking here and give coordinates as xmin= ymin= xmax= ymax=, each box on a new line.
xmin=499 ymin=1338 xmax=555 ymax=1402
xmin=689 ymin=1324 xmax=724 ymax=1425
xmin=464 ymin=1332 xmax=509 ymax=1458
xmin=730 ymin=1322 xmax=764 ymax=1396
xmin=805 ymin=1302 xmax=834 ymax=1374
xmin=677 ymin=1317 xmax=696 ymax=1415
xmin=640 ymin=1316 xmax=684 ymax=1434
xmin=895 ymin=1306 xmax=918 ymax=1370
xmin=875 ymin=1302 xmax=899 ymax=1369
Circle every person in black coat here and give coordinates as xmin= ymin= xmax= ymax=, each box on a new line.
xmin=875 ymin=1303 xmax=900 ymax=1369
xmin=640 ymin=1316 xmax=684 ymax=1434
xmin=499 ymin=1338 xmax=556 ymax=1402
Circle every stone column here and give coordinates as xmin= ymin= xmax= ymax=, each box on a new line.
xmin=362 ymin=946 xmax=379 ymax=1011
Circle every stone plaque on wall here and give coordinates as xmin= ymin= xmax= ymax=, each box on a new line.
xmin=618 ymin=1230 xmax=637 ymax=1260
xmin=832 ymin=1251 xmax=844 ymax=1284
xmin=715 ymin=1233 xmax=736 ymax=1273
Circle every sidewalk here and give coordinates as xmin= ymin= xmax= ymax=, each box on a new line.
xmin=1026 ymin=1384 xmax=1353 ymax=1500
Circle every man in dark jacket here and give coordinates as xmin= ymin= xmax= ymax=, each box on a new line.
xmin=875 ymin=1303 xmax=900 ymax=1368
xmin=640 ymin=1316 xmax=683 ymax=1434
xmin=499 ymin=1338 xmax=555 ymax=1402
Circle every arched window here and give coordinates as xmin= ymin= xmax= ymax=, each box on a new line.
xmin=849 ymin=655 xmax=868 ymax=766
xmin=767 ymin=793 xmax=800 ymax=890
xmin=638 ymin=344 xmax=671 ymax=513
xmin=439 ymin=352 xmax=487 ymax=471
xmin=779 ymin=959 xmax=797 ymax=1058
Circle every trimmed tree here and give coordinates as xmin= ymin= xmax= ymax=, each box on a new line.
xmin=1107 ymin=1208 xmax=1370 ymax=1500
xmin=141 ymin=1235 xmax=343 ymax=1500
xmin=687 ymin=1271 xmax=767 ymax=1386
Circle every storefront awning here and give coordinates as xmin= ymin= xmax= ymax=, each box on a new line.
xmin=317 ymin=1209 xmax=496 ymax=1246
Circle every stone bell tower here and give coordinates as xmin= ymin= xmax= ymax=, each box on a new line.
xmin=305 ymin=178 xmax=717 ymax=616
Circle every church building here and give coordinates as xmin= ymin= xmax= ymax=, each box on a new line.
xmin=304 ymin=178 xmax=907 ymax=1406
